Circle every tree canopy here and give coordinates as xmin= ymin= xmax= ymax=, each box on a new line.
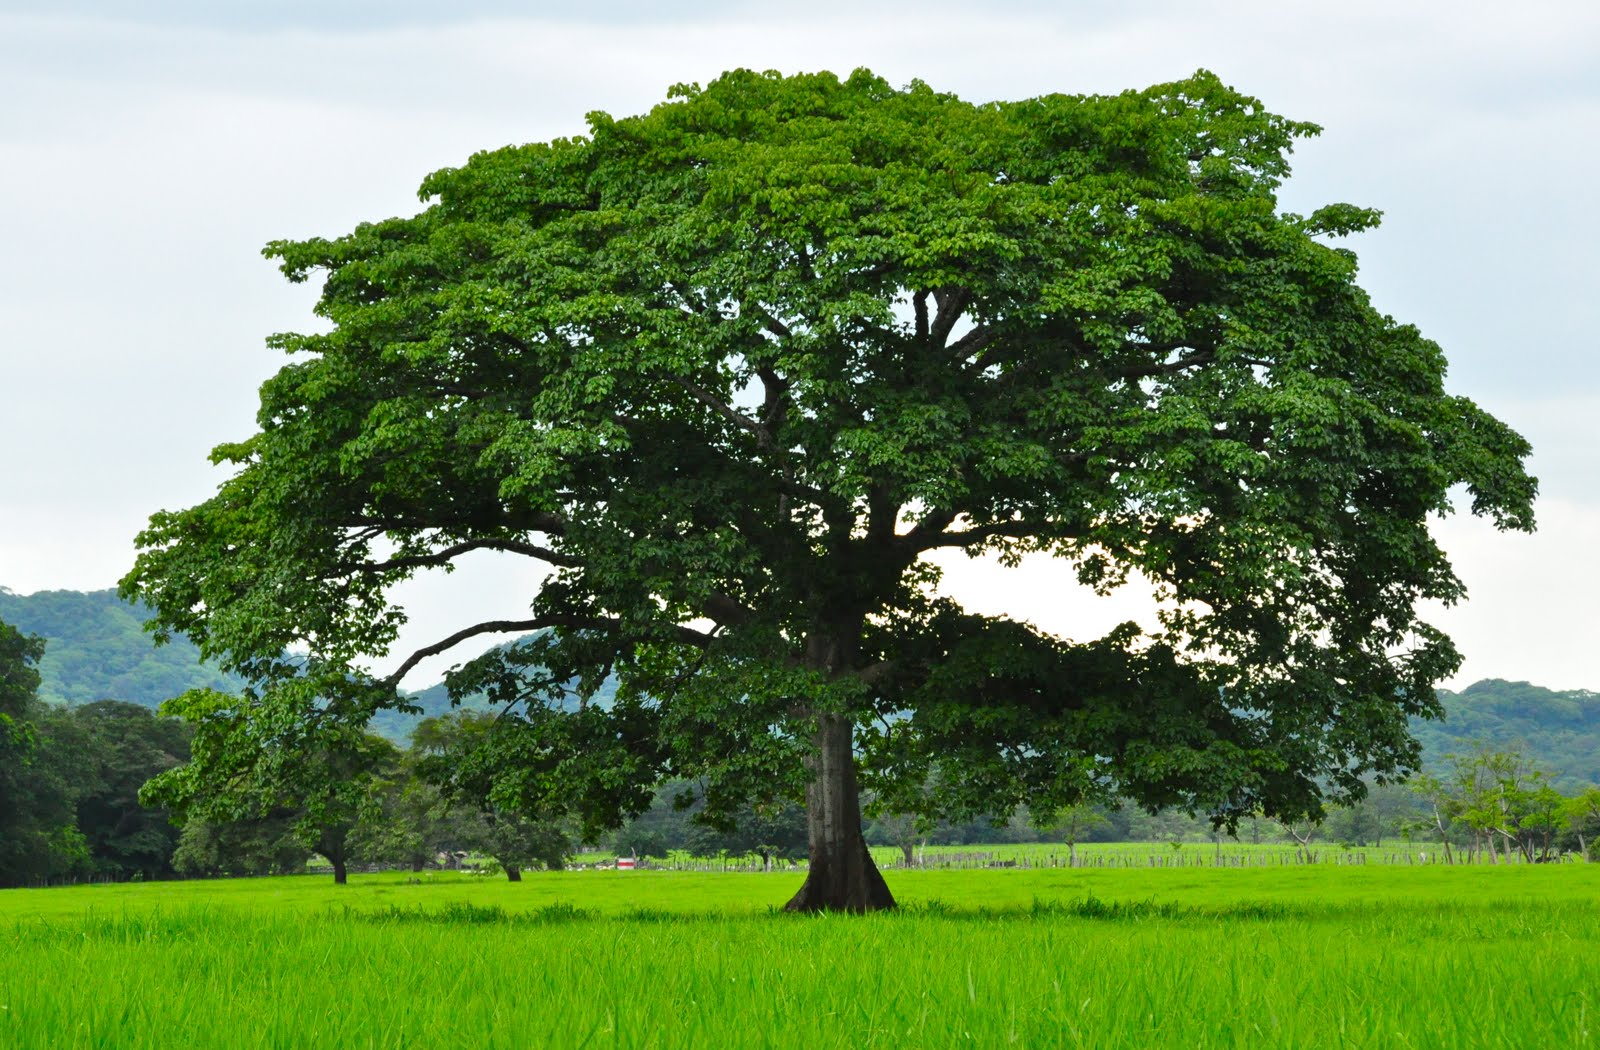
xmin=123 ymin=68 xmax=1535 ymax=911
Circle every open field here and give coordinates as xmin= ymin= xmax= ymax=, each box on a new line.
xmin=4 ymin=865 xmax=1598 ymax=1048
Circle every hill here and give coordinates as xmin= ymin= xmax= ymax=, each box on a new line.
xmin=0 ymin=587 xmax=247 ymax=707
xmin=1415 ymin=679 xmax=1600 ymax=791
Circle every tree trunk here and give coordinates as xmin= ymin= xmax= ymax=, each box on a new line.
xmin=899 ymin=841 xmax=915 ymax=867
xmin=320 ymin=827 xmax=350 ymax=885
xmin=504 ymin=864 xmax=522 ymax=882
xmin=784 ymin=713 xmax=895 ymax=913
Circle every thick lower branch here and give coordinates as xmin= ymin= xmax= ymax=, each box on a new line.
xmin=333 ymin=537 xmax=579 ymax=576
xmin=381 ymin=614 xmax=714 ymax=689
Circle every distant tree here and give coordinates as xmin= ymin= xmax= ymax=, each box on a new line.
xmin=0 ymin=620 xmax=88 ymax=884
xmin=684 ymin=799 xmax=809 ymax=870
xmin=369 ymin=758 xmax=457 ymax=872
xmin=864 ymin=805 xmax=925 ymax=867
xmin=170 ymin=813 xmax=312 ymax=877
xmin=1408 ymin=771 xmax=1458 ymax=863
xmin=124 ymin=68 xmax=1537 ymax=911
xmin=410 ymin=711 xmax=573 ymax=879
xmin=1443 ymin=746 xmax=1560 ymax=863
xmin=1273 ymin=816 xmax=1322 ymax=861
xmin=142 ymin=687 xmax=399 ymax=884
xmin=1033 ymin=803 xmax=1111 ymax=866
xmin=0 ymin=617 xmax=46 ymax=879
xmin=1561 ymin=787 xmax=1600 ymax=860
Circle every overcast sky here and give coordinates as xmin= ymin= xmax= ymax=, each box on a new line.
xmin=1 ymin=1 xmax=1595 ymax=689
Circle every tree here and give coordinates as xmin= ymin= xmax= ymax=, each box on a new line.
xmin=1034 ymin=803 xmax=1111 ymax=867
xmin=684 ymin=798 xmax=809 ymax=870
xmin=410 ymin=711 xmax=573 ymax=879
xmin=0 ymin=618 xmax=45 ymax=871
xmin=1562 ymin=787 xmax=1600 ymax=860
xmin=122 ymin=68 xmax=1535 ymax=911
xmin=170 ymin=814 xmax=312 ymax=877
xmin=141 ymin=688 xmax=399 ymax=884
xmin=1409 ymin=771 xmax=1459 ymax=863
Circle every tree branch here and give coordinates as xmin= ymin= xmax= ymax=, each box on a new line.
xmin=382 ymin=614 xmax=715 ymax=690
xmin=949 ymin=325 xmax=996 ymax=360
xmin=669 ymin=375 xmax=773 ymax=448
xmin=900 ymin=508 xmax=959 ymax=547
xmin=1114 ymin=348 xmax=1220 ymax=379
xmin=335 ymin=538 xmax=579 ymax=576
xmin=745 ymin=303 xmax=792 ymax=340
xmin=702 ymin=593 xmax=758 ymax=627
xmin=929 ymin=288 xmax=971 ymax=349
xmin=905 ymin=518 xmax=1080 ymax=553
xmin=758 ymin=367 xmax=790 ymax=432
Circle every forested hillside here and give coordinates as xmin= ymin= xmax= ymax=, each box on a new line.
xmin=1419 ymin=680 xmax=1600 ymax=791
xmin=0 ymin=588 xmax=245 ymax=707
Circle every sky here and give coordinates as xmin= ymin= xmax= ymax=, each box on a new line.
xmin=0 ymin=1 xmax=1595 ymax=690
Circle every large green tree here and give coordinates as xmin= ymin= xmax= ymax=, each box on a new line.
xmin=124 ymin=69 xmax=1535 ymax=911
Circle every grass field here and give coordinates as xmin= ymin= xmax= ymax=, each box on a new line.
xmin=3 ymin=864 xmax=1597 ymax=1047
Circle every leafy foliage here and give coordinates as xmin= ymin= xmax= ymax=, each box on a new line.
xmin=410 ymin=711 xmax=574 ymax=876
xmin=0 ymin=619 xmax=196 ymax=885
xmin=140 ymin=687 xmax=403 ymax=883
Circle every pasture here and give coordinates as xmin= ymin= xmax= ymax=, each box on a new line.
xmin=3 ymin=863 xmax=1597 ymax=1047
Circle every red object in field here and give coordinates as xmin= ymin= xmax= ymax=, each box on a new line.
xmin=616 ymin=857 xmax=636 ymax=870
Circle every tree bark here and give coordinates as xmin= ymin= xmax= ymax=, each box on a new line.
xmin=504 ymin=864 xmax=522 ymax=882
xmin=784 ymin=712 xmax=895 ymax=913
xmin=320 ymin=827 xmax=350 ymax=885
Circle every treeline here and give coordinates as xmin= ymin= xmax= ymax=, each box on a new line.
xmin=0 ymin=615 xmax=572 ymax=886
xmin=2 ymin=619 xmax=187 ymax=883
xmin=4 ymin=613 xmax=1599 ymax=887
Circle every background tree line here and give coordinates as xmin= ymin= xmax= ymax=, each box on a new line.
xmin=4 ymin=612 xmax=1598 ymax=887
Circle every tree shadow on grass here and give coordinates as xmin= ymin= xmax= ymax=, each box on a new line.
xmin=340 ymin=895 xmax=1304 ymax=928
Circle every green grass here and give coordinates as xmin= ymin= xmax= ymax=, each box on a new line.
xmin=3 ymin=865 xmax=1597 ymax=1047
